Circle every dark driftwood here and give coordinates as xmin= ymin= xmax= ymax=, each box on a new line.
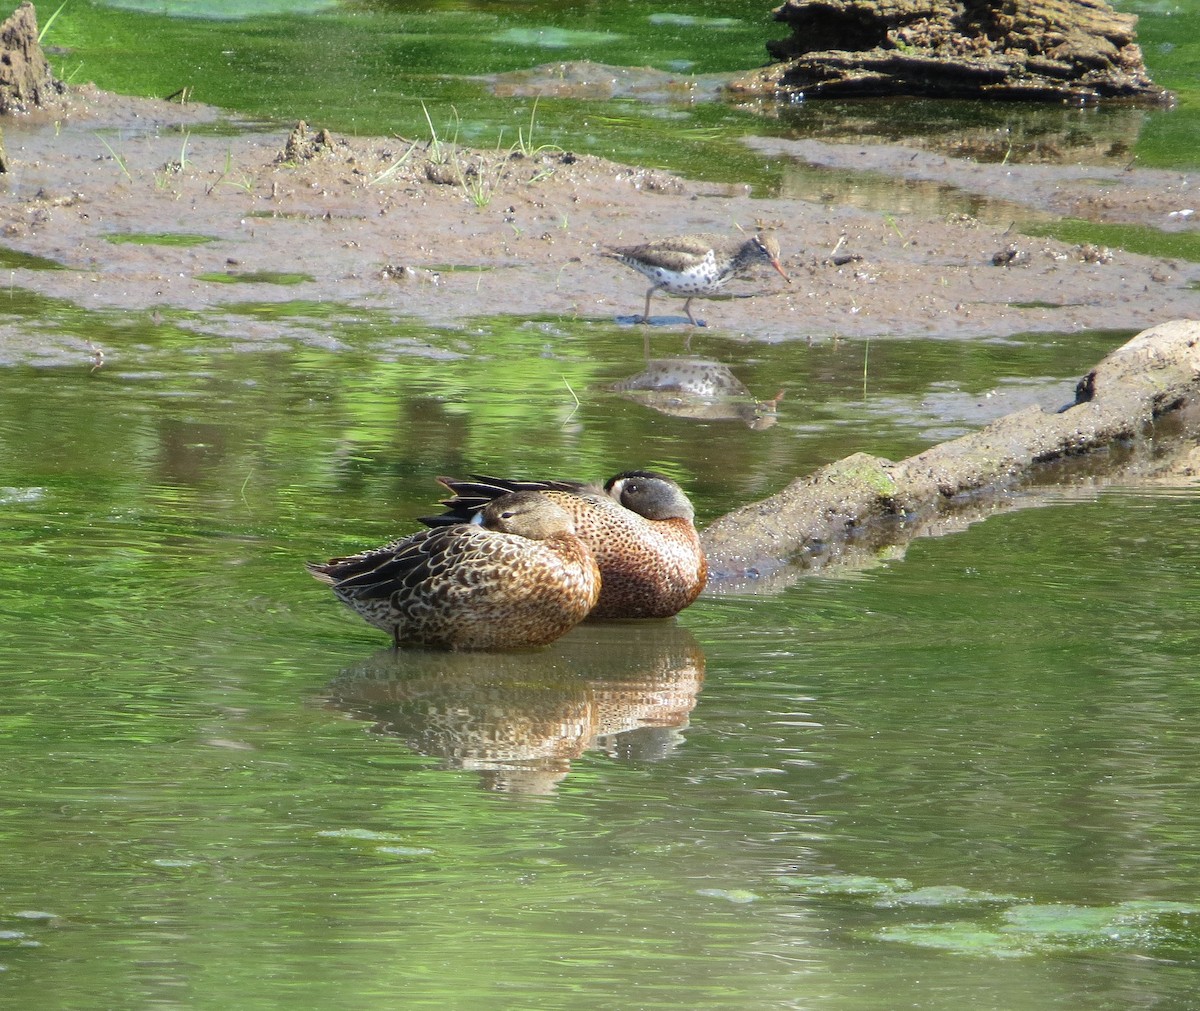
xmin=703 ymin=320 xmax=1200 ymax=590
xmin=732 ymin=0 xmax=1170 ymax=104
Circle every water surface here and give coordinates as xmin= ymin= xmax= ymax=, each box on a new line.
xmin=2 ymin=321 xmax=1199 ymax=1008
xmin=4 ymin=1 xmax=1200 ymax=1007
xmin=43 ymin=0 xmax=1200 ymax=183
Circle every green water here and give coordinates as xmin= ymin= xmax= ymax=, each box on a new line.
xmin=40 ymin=0 xmax=1200 ymax=181
xmin=2 ymin=318 xmax=1200 ymax=1008
xmin=5 ymin=0 xmax=1200 ymax=1006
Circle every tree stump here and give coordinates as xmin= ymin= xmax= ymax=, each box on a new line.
xmin=732 ymin=0 xmax=1171 ymax=104
xmin=0 ymin=2 xmax=65 ymax=115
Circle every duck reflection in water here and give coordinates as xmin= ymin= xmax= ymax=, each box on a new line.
xmin=610 ymin=359 xmax=783 ymax=431
xmin=324 ymin=622 xmax=705 ymax=794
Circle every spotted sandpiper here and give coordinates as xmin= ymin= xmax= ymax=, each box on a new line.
xmin=602 ymin=232 xmax=791 ymax=326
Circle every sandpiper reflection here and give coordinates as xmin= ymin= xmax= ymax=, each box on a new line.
xmin=325 ymin=622 xmax=705 ymax=794
xmin=611 ymin=358 xmax=783 ymax=430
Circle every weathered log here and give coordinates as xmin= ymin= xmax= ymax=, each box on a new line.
xmin=703 ymin=320 xmax=1200 ymax=590
xmin=732 ymin=0 xmax=1170 ymax=104
xmin=0 ymin=2 xmax=65 ymax=117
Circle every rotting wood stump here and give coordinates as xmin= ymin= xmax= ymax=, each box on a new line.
xmin=732 ymin=0 xmax=1172 ymax=104
xmin=0 ymin=1 xmax=64 ymax=115
xmin=703 ymin=320 xmax=1200 ymax=592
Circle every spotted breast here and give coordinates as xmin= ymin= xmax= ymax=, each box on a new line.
xmin=307 ymin=491 xmax=601 ymax=650
xmin=422 ymin=470 xmax=707 ymax=620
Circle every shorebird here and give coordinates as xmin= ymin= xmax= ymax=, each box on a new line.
xmin=306 ymin=491 xmax=600 ymax=650
xmin=422 ymin=470 xmax=707 ymax=620
xmin=603 ymin=232 xmax=791 ymax=326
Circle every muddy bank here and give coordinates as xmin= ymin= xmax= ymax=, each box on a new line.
xmin=0 ymin=85 xmax=1197 ymax=364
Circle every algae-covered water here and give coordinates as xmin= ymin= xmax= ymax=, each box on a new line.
xmin=43 ymin=0 xmax=1200 ymax=180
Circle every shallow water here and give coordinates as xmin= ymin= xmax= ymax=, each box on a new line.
xmin=5 ymin=0 xmax=1200 ymax=1007
xmin=44 ymin=0 xmax=1200 ymax=185
xmin=3 ymin=319 xmax=1200 ymax=1008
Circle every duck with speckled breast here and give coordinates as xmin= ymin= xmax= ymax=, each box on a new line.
xmin=307 ymin=491 xmax=601 ymax=650
xmin=421 ymin=470 xmax=707 ymax=621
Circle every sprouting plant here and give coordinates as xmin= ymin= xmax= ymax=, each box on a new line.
xmin=437 ymin=108 xmax=501 ymax=208
xmin=369 ymin=139 xmax=419 ymax=186
xmin=37 ymin=0 xmax=68 ymax=42
xmin=514 ymin=98 xmax=561 ymax=158
xmin=462 ymin=167 xmax=492 ymax=208
xmin=98 ymin=136 xmax=133 ymax=181
xmin=456 ymin=148 xmax=507 ymax=209
xmin=421 ymin=102 xmax=455 ymax=164
xmin=62 ymin=63 xmax=83 ymax=84
xmin=205 ymin=148 xmax=254 ymax=195
xmin=225 ymin=173 xmax=256 ymax=195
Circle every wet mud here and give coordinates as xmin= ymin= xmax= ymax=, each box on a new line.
xmin=0 ymin=84 xmax=1197 ymax=366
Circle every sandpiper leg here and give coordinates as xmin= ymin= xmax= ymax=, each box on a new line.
xmin=682 ymin=297 xmax=699 ymax=326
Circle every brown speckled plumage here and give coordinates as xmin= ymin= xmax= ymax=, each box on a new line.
xmin=602 ymin=232 xmax=790 ymax=325
xmin=422 ymin=470 xmax=707 ymax=620
xmin=307 ymin=492 xmax=600 ymax=650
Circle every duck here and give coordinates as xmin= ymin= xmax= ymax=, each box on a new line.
xmin=307 ymin=491 xmax=600 ymax=650
xmin=422 ymin=470 xmax=707 ymax=620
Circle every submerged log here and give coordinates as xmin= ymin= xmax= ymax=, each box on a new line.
xmin=703 ymin=320 xmax=1200 ymax=590
xmin=732 ymin=0 xmax=1170 ymax=104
